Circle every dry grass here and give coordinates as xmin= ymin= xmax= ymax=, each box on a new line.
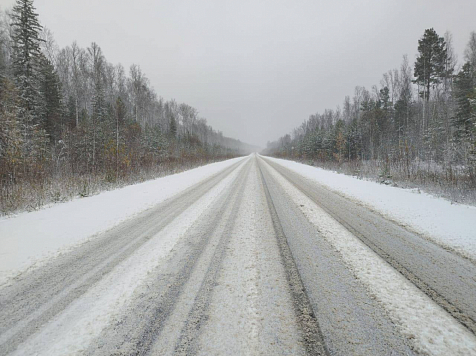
xmin=0 ymin=155 xmax=237 ymax=216
xmin=286 ymin=157 xmax=476 ymax=206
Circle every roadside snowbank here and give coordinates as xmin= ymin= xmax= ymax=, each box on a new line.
xmin=263 ymin=156 xmax=476 ymax=261
xmin=0 ymin=156 xmax=246 ymax=285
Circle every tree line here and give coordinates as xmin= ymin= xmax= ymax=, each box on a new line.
xmin=264 ymin=28 xmax=476 ymax=201
xmin=0 ymin=0 xmax=255 ymax=213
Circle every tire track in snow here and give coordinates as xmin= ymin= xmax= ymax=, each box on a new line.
xmin=262 ymin=157 xmax=476 ymax=355
xmin=86 ymin=160 xmax=252 ymax=356
xmin=263 ymin=156 xmax=476 ymax=336
xmin=0 ymin=159 xmax=245 ymax=356
xmin=258 ymin=162 xmax=328 ymax=356
xmin=172 ymin=163 xmax=251 ymax=355
xmin=194 ymin=158 xmax=308 ymax=355
xmin=259 ymin=156 xmax=415 ymax=355
xmin=9 ymin=159 xmax=249 ymax=356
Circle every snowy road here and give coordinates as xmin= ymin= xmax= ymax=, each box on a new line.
xmin=1 ymin=155 xmax=476 ymax=355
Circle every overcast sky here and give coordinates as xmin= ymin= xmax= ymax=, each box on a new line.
xmin=1 ymin=0 xmax=476 ymax=146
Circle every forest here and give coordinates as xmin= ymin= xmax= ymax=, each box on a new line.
xmin=264 ymin=28 xmax=476 ymax=204
xmin=0 ymin=0 xmax=255 ymax=214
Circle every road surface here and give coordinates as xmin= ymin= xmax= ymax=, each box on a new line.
xmin=1 ymin=155 xmax=475 ymax=355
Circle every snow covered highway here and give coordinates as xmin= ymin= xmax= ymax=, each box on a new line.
xmin=1 ymin=155 xmax=476 ymax=355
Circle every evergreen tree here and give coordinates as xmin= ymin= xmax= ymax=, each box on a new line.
xmin=413 ymin=28 xmax=447 ymax=101
xmin=11 ymin=0 xmax=43 ymax=119
xmin=378 ymin=86 xmax=391 ymax=140
xmin=89 ymin=43 xmax=106 ymax=123
xmin=169 ymin=115 xmax=177 ymax=138
xmin=39 ymin=55 xmax=62 ymax=143
xmin=453 ymin=62 xmax=474 ymax=138
xmin=115 ymin=96 xmax=126 ymax=126
xmin=11 ymin=0 xmax=49 ymax=167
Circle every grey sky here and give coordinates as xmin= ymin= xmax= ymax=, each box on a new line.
xmin=1 ymin=0 xmax=476 ymax=146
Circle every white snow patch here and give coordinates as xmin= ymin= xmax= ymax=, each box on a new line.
xmin=0 ymin=157 xmax=246 ymax=286
xmin=10 ymin=158 xmax=247 ymax=356
xmin=264 ymin=160 xmax=476 ymax=356
xmin=263 ymin=156 xmax=476 ymax=260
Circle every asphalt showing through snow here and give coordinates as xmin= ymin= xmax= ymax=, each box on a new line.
xmin=1 ymin=155 xmax=475 ymax=355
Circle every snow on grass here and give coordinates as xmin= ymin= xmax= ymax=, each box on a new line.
xmin=264 ymin=156 xmax=476 ymax=261
xmin=263 ymin=159 xmax=476 ymax=356
xmin=0 ymin=156 xmax=247 ymax=286
xmin=9 ymin=158 xmax=247 ymax=356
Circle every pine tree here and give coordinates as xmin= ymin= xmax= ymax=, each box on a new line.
xmin=39 ymin=54 xmax=63 ymax=143
xmin=413 ymin=28 xmax=447 ymax=101
xmin=11 ymin=0 xmax=49 ymax=169
xmin=453 ymin=62 xmax=474 ymax=138
xmin=11 ymin=0 xmax=43 ymax=119
xmin=169 ymin=115 xmax=177 ymax=138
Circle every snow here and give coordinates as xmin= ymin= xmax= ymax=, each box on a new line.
xmin=264 ymin=156 xmax=476 ymax=261
xmin=9 ymin=158 xmax=247 ymax=356
xmin=198 ymin=160 xmax=304 ymax=355
xmin=0 ymin=156 xmax=246 ymax=286
xmin=264 ymin=160 xmax=476 ymax=356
